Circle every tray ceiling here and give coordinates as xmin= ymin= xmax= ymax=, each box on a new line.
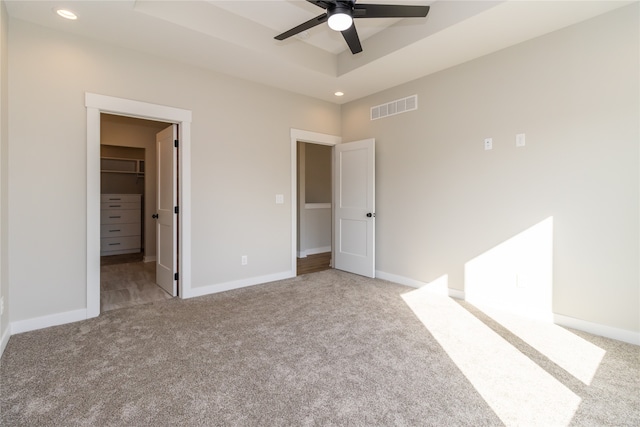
xmin=5 ymin=0 xmax=632 ymax=104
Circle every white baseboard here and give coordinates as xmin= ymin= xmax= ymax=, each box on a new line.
xmin=5 ymin=270 xmax=294 ymax=340
xmin=448 ymin=289 xmax=466 ymax=300
xmin=297 ymin=246 xmax=331 ymax=258
xmin=5 ymin=277 xmax=635 ymax=353
xmin=10 ymin=308 xmax=87 ymax=335
xmin=375 ymin=270 xmax=428 ymax=289
xmin=306 ymin=246 xmax=331 ymax=256
xmin=0 ymin=325 xmax=10 ymax=358
xmin=553 ymin=313 xmax=640 ymax=346
xmin=377 ymin=269 xmax=638 ymax=345
xmin=184 ymin=270 xmax=294 ymax=299
xmin=376 ymin=270 xmax=464 ymax=299
xmin=143 ymin=255 xmax=156 ymax=263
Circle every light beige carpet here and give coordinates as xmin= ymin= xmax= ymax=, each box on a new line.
xmin=1 ymin=270 xmax=638 ymax=426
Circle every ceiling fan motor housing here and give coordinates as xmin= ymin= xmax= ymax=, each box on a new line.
xmin=328 ymin=3 xmax=354 ymax=31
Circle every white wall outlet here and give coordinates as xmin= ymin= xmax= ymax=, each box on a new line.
xmin=0 ymin=296 xmax=4 ymax=316
xmin=516 ymin=133 xmax=526 ymax=147
xmin=484 ymin=138 xmax=493 ymax=150
xmin=275 ymin=194 xmax=284 ymax=204
xmin=241 ymin=255 xmax=248 ymax=265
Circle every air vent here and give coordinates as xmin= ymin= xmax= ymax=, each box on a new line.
xmin=371 ymin=95 xmax=418 ymax=121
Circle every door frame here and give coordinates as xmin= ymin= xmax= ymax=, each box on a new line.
xmin=290 ymin=129 xmax=341 ymax=276
xmin=86 ymin=93 xmax=192 ymax=318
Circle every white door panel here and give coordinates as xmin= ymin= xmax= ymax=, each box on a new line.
xmin=334 ymin=138 xmax=375 ymax=278
xmin=156 ymin=125 xmax=178 ymax=296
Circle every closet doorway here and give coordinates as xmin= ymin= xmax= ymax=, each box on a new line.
xmin=99 ymin=114 xmax=173 ymax=312
xmin=296 ymin=141 xmax=333 ymax=275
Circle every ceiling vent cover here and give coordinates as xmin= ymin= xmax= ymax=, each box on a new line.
xmin=371 ymin=95 xmax=417 ymax=121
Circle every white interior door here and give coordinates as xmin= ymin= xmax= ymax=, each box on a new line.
xmin=334 ymin=138 xmax=375 ymax=278
xmin=156 ymin=125 xmax=177 ymax=296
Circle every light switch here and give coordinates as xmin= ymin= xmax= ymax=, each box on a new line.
xmin=275 ymin=194 xmax=284 ymax=204
xmin=516 ymin=133 xmax=526 ymax=147
xmin=484 ymin=138 xmax=493 ymax=150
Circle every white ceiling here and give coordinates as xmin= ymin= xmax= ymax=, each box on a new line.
xmin=5 ymin=0 xmax=633 ymax=104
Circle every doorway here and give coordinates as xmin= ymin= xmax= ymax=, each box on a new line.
xmin=290 ymin=129 xmax=376 ymax=279
xmin=290 ymin=129 xmax=340 ymax=276
xmin=85 ymin=93 xmax=193 ymax=319
xmin=99 ymin=114 xmax=173 ymax=312
xmin=296 ymin=141 xmax=332 ymax=275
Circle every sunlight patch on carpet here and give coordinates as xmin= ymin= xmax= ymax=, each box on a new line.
xmin=472 ymin=306 xmax=605 ymax=385
xmin=402 ymin=287 xmax=581 ymax=426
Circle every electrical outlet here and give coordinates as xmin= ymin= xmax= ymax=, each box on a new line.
xmin=0 ymin=296 xmax=4 ymax=316
xmin=484 ymin=138 xmax=493 ymax=150
xmin=241 ymin=255 xmax=248 ymax=266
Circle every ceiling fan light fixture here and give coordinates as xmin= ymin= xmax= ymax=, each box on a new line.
xmin=327 ymin=6 xmax=353 ymax=32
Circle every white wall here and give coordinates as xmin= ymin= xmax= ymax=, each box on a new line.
xmin=342 ymin=5 xmax=639 ymax=334
xmin=7 ymin=18 xmax=340 ymax=323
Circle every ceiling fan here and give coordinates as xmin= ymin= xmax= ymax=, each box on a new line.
xmin=274 ymin=0 xmax=430 ymax=54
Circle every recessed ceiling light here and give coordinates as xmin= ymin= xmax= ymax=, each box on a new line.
xmin=55 ymin=9 xmax=78 ymax=20
xmin=334 ymin=91 xmax=344 ymax=97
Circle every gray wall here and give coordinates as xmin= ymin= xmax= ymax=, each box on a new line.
xmin=305 ymin=143 xmax=332 ymax=204
xmin=342 ymin=5 xmax=639 ymax=333
xmin=7 ymin=18 xmax=340 ymax=323
xmin=0 ymin=0 xmax=8 ymax=347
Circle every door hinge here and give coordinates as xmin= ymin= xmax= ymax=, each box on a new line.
xmin=174 ymin=272 xmax=179 ymax=281
xmin=174 ymin=206 xmax=179 ymax=214
xmin=174 ymin=139 xmax=179 ymax=148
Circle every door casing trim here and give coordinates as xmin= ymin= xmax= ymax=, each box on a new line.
xmin=85 ymin=93 xmax=192 ymax=318
xmin=290 ymin=129 xmax=341 ymax=276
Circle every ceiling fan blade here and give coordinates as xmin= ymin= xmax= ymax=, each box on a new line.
xmin=353 ymin=4 xmax=430 ymax=19
xmin=341 ymin=25 xmax=363 ymax=54
xmin=306 ymin=0 xmax=335 ymax=9
xmin=274 ymin=13 xmax=328 ymax=40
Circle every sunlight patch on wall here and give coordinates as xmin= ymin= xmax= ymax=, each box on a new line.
xmin=465 ymin=217 xmax=554 ymax=321
xmin=416 ymin=274 xmax=449 ymax=296
xmin=402 ymin=287 xmax=581 ymax=426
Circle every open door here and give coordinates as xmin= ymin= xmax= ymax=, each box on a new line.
xmin=155 ymin=125 xmax=178 ymax=296
xmin=334 ymin=138 xmax=375 ymax=278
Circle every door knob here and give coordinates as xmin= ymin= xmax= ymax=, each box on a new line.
xmin=366 ymin=213 xmax=375 ymax=218
xmin=152 ymin=214 xmax=159 ymax=219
